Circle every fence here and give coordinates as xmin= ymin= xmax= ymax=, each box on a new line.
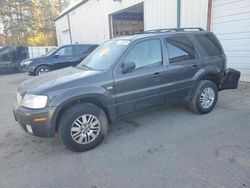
xmin=28 ymin=46 xmax=57 ymax=58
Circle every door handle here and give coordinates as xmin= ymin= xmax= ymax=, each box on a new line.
xmin=152 ymin=72 xmax=162 ymax=78
xmin=191 ymin=64 xmax=198 ymax=69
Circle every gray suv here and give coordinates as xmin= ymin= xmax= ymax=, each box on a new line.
xmin=13 ymin=28 xmax=240 ymax=152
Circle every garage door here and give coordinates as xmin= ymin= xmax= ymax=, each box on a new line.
xmin=212 ymin=0 xmax=250 ymax=70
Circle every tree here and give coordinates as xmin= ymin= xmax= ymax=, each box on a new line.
xmin=0 ymin=0 xmax=71 ymax=46
xmin=0 ymin=0 xmax=33 ymax=45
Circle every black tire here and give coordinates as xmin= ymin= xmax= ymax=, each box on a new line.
xmin=35 ymin=65 xmax=50 ymax=76
xmin=188 ymin=80 xmax=218 ymax=114
xmin=58 ymin=103 xmax=108 ymax=152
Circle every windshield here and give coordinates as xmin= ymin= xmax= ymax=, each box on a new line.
xmin=77 ymin=40 xmax=130 ymax=70
xmin=44 ymin=47 xmax=58 ymax=56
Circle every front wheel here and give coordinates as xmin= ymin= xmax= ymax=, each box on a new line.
xmin=35 ymin=65 xmax=50 ymax=76
xmin=188 ymin=80 xmax=218 ymax=114
xmin=58 ymin=103 xmax=108 ymax=152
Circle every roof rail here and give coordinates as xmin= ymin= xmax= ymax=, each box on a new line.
xmin=142 ymin=27 xmax=205 ymax=34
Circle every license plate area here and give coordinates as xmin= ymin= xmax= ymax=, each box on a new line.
xmin=220 ymin=68 xmax=241 ymax=90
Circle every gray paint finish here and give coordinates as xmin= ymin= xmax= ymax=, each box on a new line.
xmin=14 ymin=31 xmax=237 ymax=137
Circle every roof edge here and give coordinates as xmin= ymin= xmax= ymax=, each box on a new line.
xmin=55 ymin=0 xmax=89 ymax=21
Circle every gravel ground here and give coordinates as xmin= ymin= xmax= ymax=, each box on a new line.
xmin=0 ymin=73 xmax=250 ymax=188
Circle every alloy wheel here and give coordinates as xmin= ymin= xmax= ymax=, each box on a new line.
xmin=200 ymin=87 xmax=215 ymax=109
xmin=70 ymin=114 xmax=101 ymax=144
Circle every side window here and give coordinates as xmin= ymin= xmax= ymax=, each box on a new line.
xmin=124 ymin=39 xmax=163 ymax=70
xmin=55 ymin=46 xmax=73 ymax=56
xmin=166 ymin=36 xmax=195 ymax=64
xmin=195 ymin=34 xmax=222 ymax=56
xmin=74 ymin=45 xmax=90 ymax=55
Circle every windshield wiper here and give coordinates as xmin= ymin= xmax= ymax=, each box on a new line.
xmin=77 ymin=64 xmax=93 ymax=70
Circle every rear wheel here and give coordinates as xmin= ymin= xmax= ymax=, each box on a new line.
xmin=35 ymin=65 xmax=50 ymax=76
xmin=188 ymin=80 xmax=218 ymax=114
xmin=58 ymin=103 xmax=108 ymax=152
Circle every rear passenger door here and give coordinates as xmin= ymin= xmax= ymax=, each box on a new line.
xmin=163 ymin=35 xmax=201 ymax=102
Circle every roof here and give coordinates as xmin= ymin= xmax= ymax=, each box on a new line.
xmin=55 ymin=0 xmax=89 ymax=21
xmin=112 ymin=28 xmax=209 ymax=41
xmin=61 ymin=44 xmax=98 ymax=47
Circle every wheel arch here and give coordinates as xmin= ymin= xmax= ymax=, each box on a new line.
xmin=194 ymin=67 xmax=222 ymax=88
xmin=53 ymin=97 xmax=111 ymax=132
xmin=35 ymin=64 xmax=53 ymax=75
xmin=200 ymin=73 xmax=220 ymax=88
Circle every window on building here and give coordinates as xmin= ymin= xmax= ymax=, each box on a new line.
xmin=165 ymin=36 xmax=195 ymax=64
xmin=124 ymin=39 xmax=163 ymax=70
xmin=195 ymin=34 xmax=222 ymax=56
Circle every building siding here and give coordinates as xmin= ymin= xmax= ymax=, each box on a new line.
xmin=144 ymin=0 xmax=177 ymax=30
xmin=55 ymin=0 xmax=208 ymax=44
xmin=212 ymin=0 xmax=250 ymax=70
xmin=55 ymin=15 xmax=70 ymax=46
xmin=181 ymin=0 xmax=208 ymax=29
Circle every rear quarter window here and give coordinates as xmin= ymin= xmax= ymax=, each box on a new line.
xmin=165 ymin=36 xmax=195 ymax=64
xmin=195 ymin=34 xmax=222 ymax=56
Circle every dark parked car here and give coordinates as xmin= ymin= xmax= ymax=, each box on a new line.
xmin=20 ymin=44 xmax=98 ymax=76
xmin=13 ymin=28 xmax=240 ymax=152
xmin=0 ymin=45 xmax=28 ymax=74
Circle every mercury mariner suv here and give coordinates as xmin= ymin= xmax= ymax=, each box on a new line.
xmin=13 ymin=28 xmax=240 ymax=152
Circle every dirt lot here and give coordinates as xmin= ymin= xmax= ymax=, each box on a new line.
xmin=0 ymin=73 xmax=250 ymax=188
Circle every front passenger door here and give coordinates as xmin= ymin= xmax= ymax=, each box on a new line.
xmin=53 ymin=46 xmax=74 ymax=69
xmin=113 ymin=38 xmax=167 ymax=114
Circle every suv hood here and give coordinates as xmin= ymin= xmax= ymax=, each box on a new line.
xmin=18 ymin=67 xmax=100 ymax=94
xmin=23 ymin=56 xmax=48 ymax=62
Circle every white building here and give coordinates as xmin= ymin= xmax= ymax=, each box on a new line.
xmin=55 ymin=0 xmax=250 ymax=80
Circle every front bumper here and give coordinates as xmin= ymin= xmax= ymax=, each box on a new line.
xmin=19 ymin=64 xmax=35 ymax=75
xmin=13 ymin=102 xmax=57 ymax=137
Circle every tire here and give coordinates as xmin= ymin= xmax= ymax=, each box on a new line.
xmin=188 ymin=80 xmax=218 ymax=114
xmin=35 ymin=65 xmax=50 ymax=76
xmin=58 ymin=103 xmax=108 ymax=152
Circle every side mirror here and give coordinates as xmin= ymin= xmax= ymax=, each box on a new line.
xmin=54 ymin=54 xmax=59 ymax=58
xmin=122 ymin=61 xmax=135 ymax=73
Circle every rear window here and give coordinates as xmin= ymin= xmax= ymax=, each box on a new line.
xmin=195 ymin=34 xmax=222 ymax=56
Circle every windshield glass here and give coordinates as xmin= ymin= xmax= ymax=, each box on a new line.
xmin=77 ymin=40 xmax=130 ymax=70
xmin=44 ymin=47 xmax=58 ymax=56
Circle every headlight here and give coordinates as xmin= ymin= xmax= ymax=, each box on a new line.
xmin=21 ymin=60 xmax=32 ymax=66
xmin=21 ymin=94 xmax=48 ymax=109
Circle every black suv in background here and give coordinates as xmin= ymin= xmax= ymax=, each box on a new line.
xmin=0 ymin=45 xmax=28 ymax=74
xmin=20 ymin=44 xmax=98 ymax=76
xmin=13 ymin=28 xmax=240 ymax=152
